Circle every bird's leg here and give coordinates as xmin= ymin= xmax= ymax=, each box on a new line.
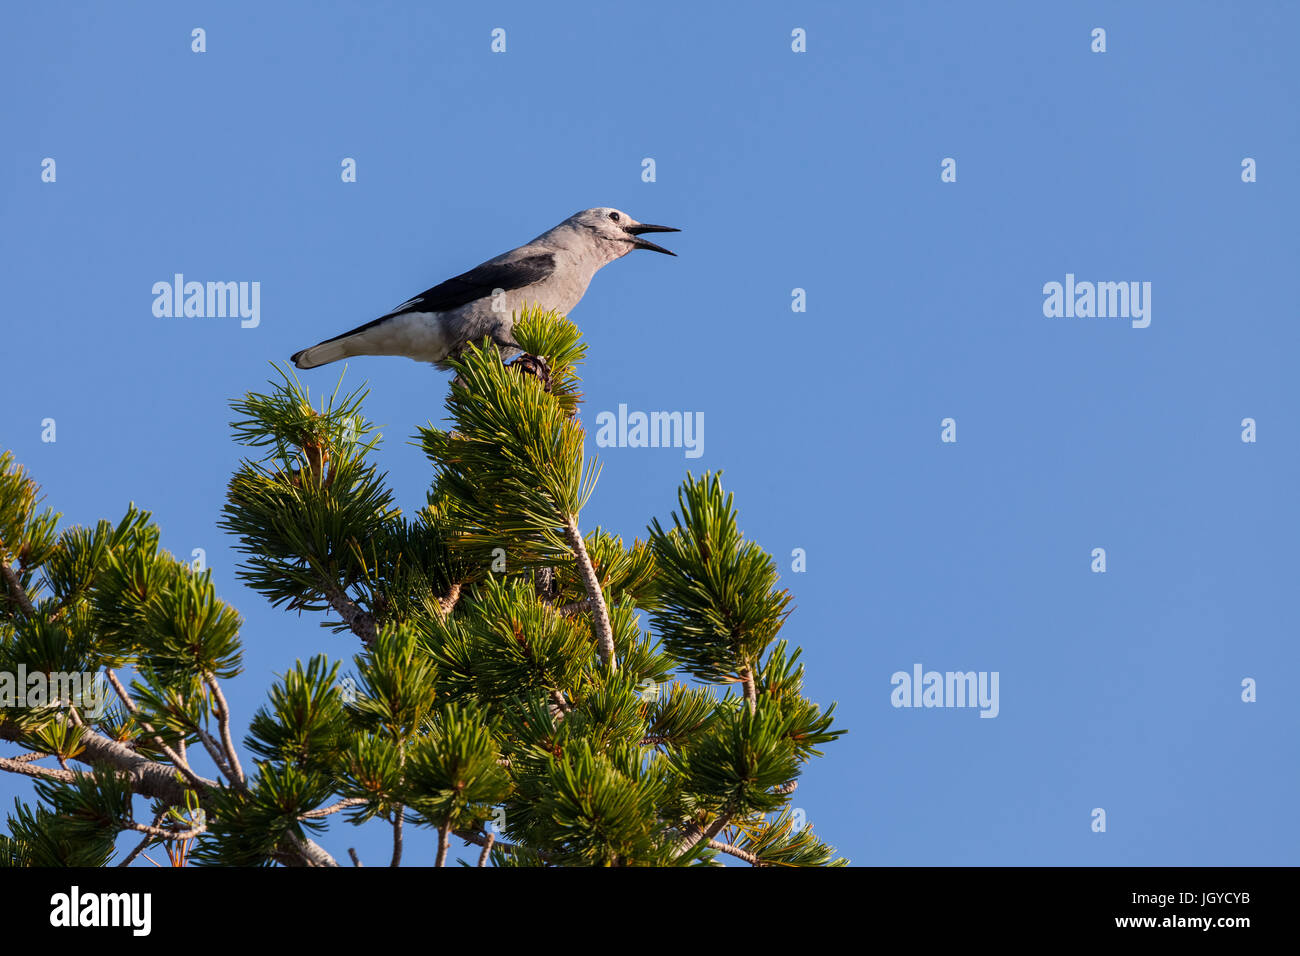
xmin=482 ymin=329 xmax=549 ymax=391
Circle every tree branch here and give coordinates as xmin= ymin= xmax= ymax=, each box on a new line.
xmin=740 ymin=666 xmax=757 ymax=713
xmin=0 ymin=554 xmax=36 ymax=617
xmin=548 ymin=688 xmax=572 ymax=721
xmin=325 ymin=585 xmax=377 ymax=647
xmin=195 ymin=727 xmax=234 ymax=782
xmin=205 ymin=676 xmax=246 ymax=790
xmin=456 ymin=827 xmax=547 ymax=863
xmin=126 ymin=816 xmax=207 ymax=841
xmin=118 ymin=810 xmax=167 ymax=867
xmin=561 ymin=517 xmax=614 ymax=667
xmin=6 ymin=751 xmax=49 ymax=764
xmin=435 ymin=821 xmax=451 ymax=867
xmin=301 ymin=797 xmax=368 ymax=819
xmin=73 ymin=730 xmax=217 ymax=805
xmin=673 ymin=813 xmax=732 ymax=859
xmin=390 ymin=806 xmax=404 ymax=867
xmin=103 ymin=669 xmax=210 ymax=794
xmin=277 ymin=833 xmax=340 ymax=868
xmin=436 ymin=581 xmax=461 ymax=621
xmin=0 ymin=755 xmax=79 ymax=783
xmin=708 ymin=839 xmax=762 ymax=866
xmin=477 ymin=832 xmax=495 ymax=867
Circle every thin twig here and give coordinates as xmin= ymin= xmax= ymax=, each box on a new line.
xmin=7 ymin=751 xmax=48 ymax=763
xmin=195 ymin=727 xmax=234 ymax=781
xmin=0 ymin=755 xmax=78 ymax=783
xmin=118 ymin=811 xmax=167 ymax=868
xmin=205 ymin=676 xmax=246 ymax=790
xmin=126 ymin=817 xmax=206 ymax=841
xmin=301 ymin=797 xmax=368 ymax=819
xmin=562 ymin=517 xmax=614 ymax=667
xmin=105 ymin=669 xmax=136 ymax=710
xmin=456 ymin=828 xmax=545 ymax=863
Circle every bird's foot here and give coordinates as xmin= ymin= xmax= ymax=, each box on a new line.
xmin=509 ymin=353 xmax=552 ymax=392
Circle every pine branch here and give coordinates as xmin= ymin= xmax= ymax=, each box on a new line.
xmin=435 ymin=821 xmax=451 ymax=867
xmin=457 ymin=827 xmax=544 ymax=863
xmin=548 ymin=688 xmax=573 ymax=720
xmin=103 ymin=669 xmax=210 ymax=794
xmin=563 ymin=516 xmax=614 ymax=666
xmin=0 ymin=755 xmax=79 ymax=783
xmin=205 ymin=676 xmax=246 ymax=790
xmin=301 ymin=797 xmax=369 ymax=819
xmin=278 ymin=834 xmax=339 ymax=868
xmin=390 ymin=806 xmax=404 ymax=867
xmin=325 ymin=585 xmax=377 ymax=647
xmin=7 ymin=751 xmax=50 ymax=764
xmin=195 ymin=727 xmax=235 ymax=782
xmin=709 ymin=839 xmax=762 ymax=866
xmin=674 ymin=813 xmax=732 ymax=859
xmin=71 ymin=731 xmax=217 ymax=806
xmin=436 ymin=581 xmax=462 ymax=620
xmin=0 ymin=553 xmax=35 ymax=617
xmin=126 ymin=816 xmax=207 ymax=841
xmin=118 ymin=810 xmax=167 ymax=867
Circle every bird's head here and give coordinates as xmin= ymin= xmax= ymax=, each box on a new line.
xmin=567 ymin=207 xmax=680 ymax=258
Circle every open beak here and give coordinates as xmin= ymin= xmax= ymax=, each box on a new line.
xmin=626 ymin=222 xmax=680 ymax=256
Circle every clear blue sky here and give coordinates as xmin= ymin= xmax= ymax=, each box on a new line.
xmin=2 ymin=1 xmax=1296 ymax=866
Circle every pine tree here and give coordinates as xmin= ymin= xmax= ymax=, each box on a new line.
xmin=0 ymin=308 xmax=846 ymax=866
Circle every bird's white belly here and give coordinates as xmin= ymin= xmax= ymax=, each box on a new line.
xmin=358 ymin=312 xmax=450 ymax=363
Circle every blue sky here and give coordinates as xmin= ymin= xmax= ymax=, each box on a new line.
xmin=2 ymin=1 xmax=1296 ymax=866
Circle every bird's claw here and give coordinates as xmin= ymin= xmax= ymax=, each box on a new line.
xmin=509 ymin=353 xmax=552 ymax=392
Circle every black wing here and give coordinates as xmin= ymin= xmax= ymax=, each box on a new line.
xmin=316 ymin=252 xmax=556 ymax=346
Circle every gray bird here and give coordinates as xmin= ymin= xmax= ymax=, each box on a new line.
xmin=290 ymin=207 xmax=678 ymax=371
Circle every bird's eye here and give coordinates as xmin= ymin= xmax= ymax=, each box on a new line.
xmin=608 ymin=212 xmax=620 ymax=222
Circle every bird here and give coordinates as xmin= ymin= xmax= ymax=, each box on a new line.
xmin=289 ymin=208 xmax=679 ymax=371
